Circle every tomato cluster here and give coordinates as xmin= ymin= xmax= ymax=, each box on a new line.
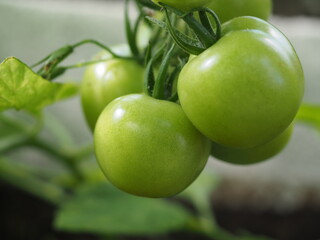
xmin=81 ymin=0 xmax=304 ymax=198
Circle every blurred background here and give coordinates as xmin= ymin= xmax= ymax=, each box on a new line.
xmin=0 ymin=0 xmax=320 ymax=240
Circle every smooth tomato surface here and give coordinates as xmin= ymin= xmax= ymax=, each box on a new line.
xmin=94 ymin=94 xmax=210 ymax=198
xmin=81 ymin=53 xmax=144 ymax=131
xmin=206 ymin=0 xmax=272 ymax=23
xmin=152 ymin=0 xmax=209 ymax=11
xmin=178 ymin=17 xmax=304 ymax=149
xmin=211 ymin=125 xmax=293 ymax=165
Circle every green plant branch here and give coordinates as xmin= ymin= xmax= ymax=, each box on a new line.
xmin=161 ymin=3 xmax=215 ymax=48
xmin=152 ymin=43 xmax=176 ymax=99
xmin=1 ymin=136 xmax=85 ymax=183
xmin=125 ymin=0 xmax=141 ymax=58
xmin=62 ymin=59 xmax=112 ymax=70
xmin=0 ymin=134 xmax=30 ymax=153
xmin=28 ymin=139 xmax=84 ymax=182
xmin=0 ymin=158 xmax=66 ymax=205
xmin=72 ymin=144 xmax=95 ymax=161
xmin=72 ymin=39 xmax=135 ymax=60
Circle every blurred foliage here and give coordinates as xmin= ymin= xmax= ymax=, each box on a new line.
xmin=55 ymin=183 xmax=191 ymax=236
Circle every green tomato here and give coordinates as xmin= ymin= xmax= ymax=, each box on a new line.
xmin=206 ymin=0 xmax=272 ymax=23
xmin=94 ymin=94 xmax=210 ymax=198
xmin=177 ymin=16 xmax=304 ymax=149
xmin=211 ymin=125 xmax=293 ymax=165
xmin=152 ymin=0 xmax=210 ymax=11
xmin=81 ymin=51 xmax=144 ymax=131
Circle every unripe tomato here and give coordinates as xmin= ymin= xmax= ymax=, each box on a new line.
xmin=211 ymin=125 xmax=293 ymax=165
xmin=177 ymin=17 xmax=304 ymax=149
xmin=81 ymin=49 xmax=144 ymax=131
xmin=206 ymin=0 xmax=272 ymax=23
xmin=152 ymin=0 xmax=210 ymax=11
xmin=94 ymin=94 xmax=210 ymax=198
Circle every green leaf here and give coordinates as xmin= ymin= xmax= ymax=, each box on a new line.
xmin=296 ymin=103 xmax=320 ymax=130
xmin=0 ymin=57 xmax=78 ymax=112
xmin=54 ymin=183 xmax=191 ymax=236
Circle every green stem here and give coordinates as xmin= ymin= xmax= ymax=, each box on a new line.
xmin=161 ymin=9 xmax=205 ymax=55
xmin=198 ymin=7 xmax=222 ymax=40
xmin=0 ymin=159 xmax=66 ymax=205
xmin=1 ymin=136 xmax=89 ymax=183
xmin=125 ymin=0 xmax=140 ymax=58
xmin=31 ymin=46 xmax=73 ymax=68
xmin=62 ymin=59 xmax=112 ymax=70
xmin=161 ymin=3 xmax=215 ymax=48
xmin=72 ymin=39 xmax=135 ymax=60
xmin=0 ymin=134 xmax=29 ymax=153
xmin=0 ymin=115 xmax=86 ymax=182
xmin=296 ymin=104 xmax=320 ymax=127
xmin=28 ymin=139 xmax=84 ymax=182
xmin=143 ymin=43 xmax=166 ymax=95
xmin=72 ymin=144 xmax=95 ymax=161
xmin=181 ymin=13 xmax=215 ymax=48
xmin=199 ymin=10 xmax=214 ymax=36
xmin=152 ymin=44 xmax=176 ymax=99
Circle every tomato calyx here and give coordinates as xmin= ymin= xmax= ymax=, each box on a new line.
xmin=142 ymin=4 xmax=223 ymax=101
xmin=147 ymin=3 xmax=222 ymax=55
xmin=143 ymin=43 xmax=182 ymax=101
xmin=31 ymin=39 xmax=137 ymax=81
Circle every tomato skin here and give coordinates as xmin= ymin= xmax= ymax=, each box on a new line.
xmin=211 ymin=125 xmax=293 ymax=165
xmin=177 ymin=17 xmax=304 ymax=149
xmin=94 ymin=94 xmax=210 ymax=198
xmin=152 ymin=0 xmax=210 ymax=11
xmin=81 ymin=55 xmax=144 ymax=131
xmin=206 ymin=0 xmax=272 ymax=23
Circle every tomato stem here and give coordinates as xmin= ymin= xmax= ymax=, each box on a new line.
xmin=1 ymin=137 xmax=84 ymax=183
xmin=125 ymin=0 xmax=141 ymax=59
xmin=0 ymin=159 xmax=66 ymax=205
xmin=31 ymin=39 xmax=137 ymax=81
xmin=198 ymin=7 xmax=222 ymax=40
xmin=152 ymin=43 xmax=176 ymax=99
xmin=143 ymin=43 xmax=166 ymax=96
xmin=161 ymin=9 xmax=206 ymax=55
xmin=149 ymin=4 xmax=222 ymax=55
xmin=61 ymin=58 xmax=129 ymax=70
xmin=161 ymin=3 xmax=215 ymax=48
xmin=199 ymin=10 xmax=214 ymax=36
xmin=28 ymin=139 xmax=84 ymax=182
xmin=72 ymin=39 xmax=133 ymax=60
